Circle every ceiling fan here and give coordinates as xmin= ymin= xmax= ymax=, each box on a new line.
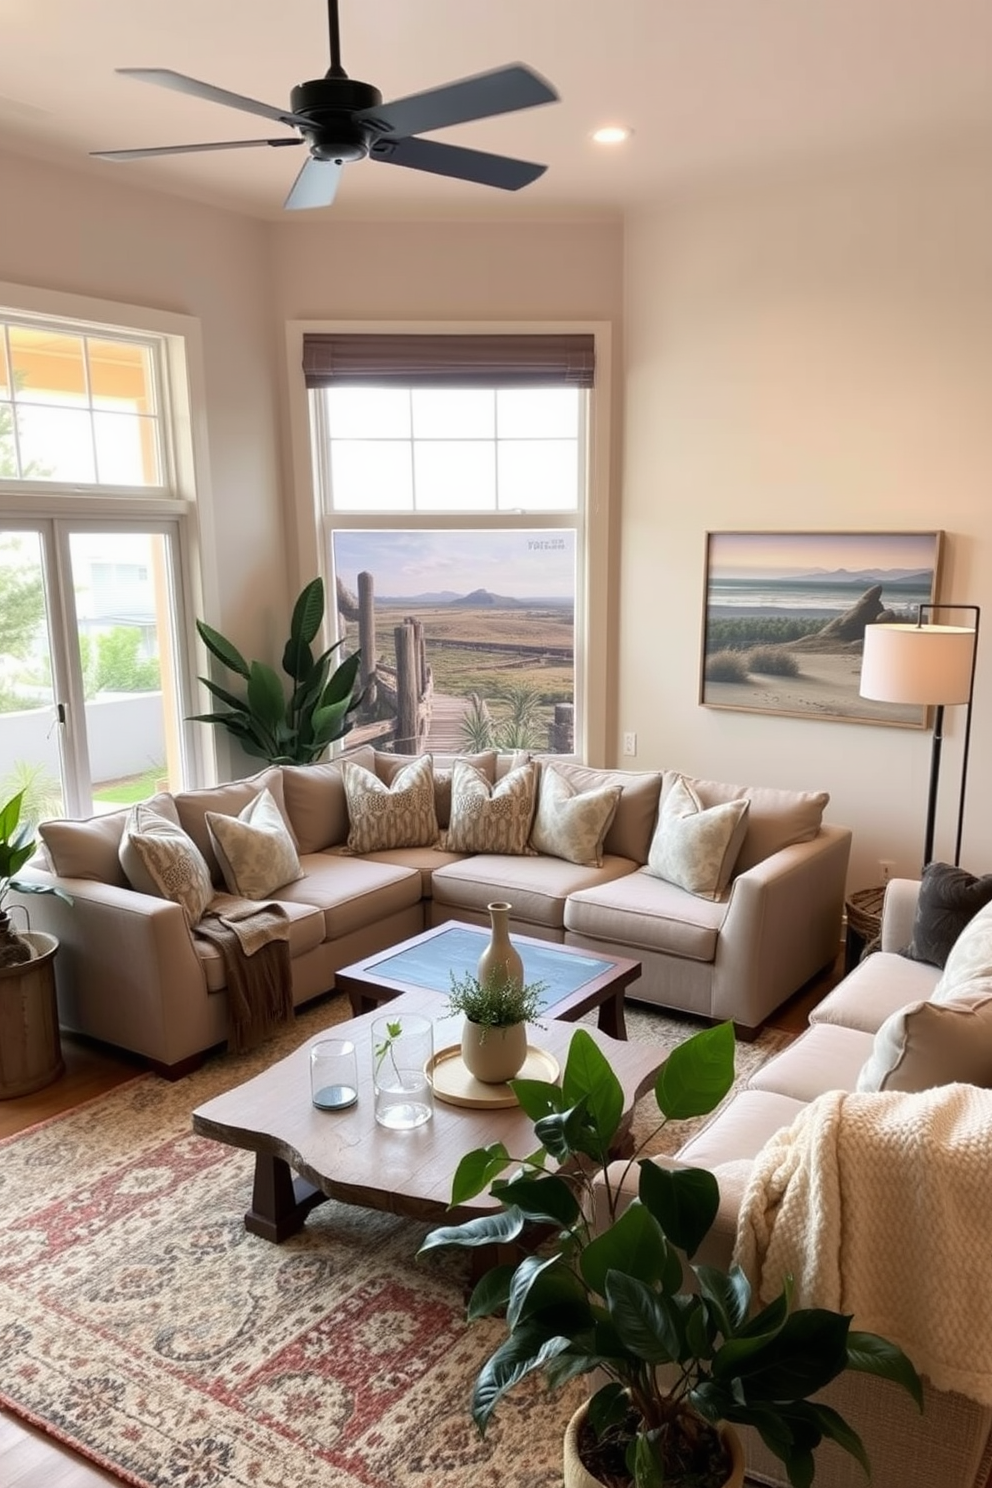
xmin=91 ymin=0 xmax=559 ymax=210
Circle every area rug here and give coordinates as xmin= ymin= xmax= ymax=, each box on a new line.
xmin=0 ymin=995 xmax=789 ymax=1488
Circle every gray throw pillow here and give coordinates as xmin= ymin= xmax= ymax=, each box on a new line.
xmin=902 ymin=861 xmax=992 ymax=969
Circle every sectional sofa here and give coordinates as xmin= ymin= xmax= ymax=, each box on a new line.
xmin=17 ymin=746 xmax=850 ymax=1074
xmin=623 ymin=876 xmax=992 ymax=1488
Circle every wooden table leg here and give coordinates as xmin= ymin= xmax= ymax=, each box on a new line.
xmin=244 ymin=1152 xmax=328 ymax=1242
xmin=597 ymin=990 xmax=627 ymax=1041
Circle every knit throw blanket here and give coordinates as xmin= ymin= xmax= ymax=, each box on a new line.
xmin=734 ymin=1083 xmax=992 ymax=1407
xmin=195 ymin=894 xmax=294 ymax=1054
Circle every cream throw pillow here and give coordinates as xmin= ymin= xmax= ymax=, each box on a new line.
xmin=932 ymin=900 xmax=992 ymax=999
xmin=857 ymin=977 xmax=992 ymax=1093
xmin=646 ymin=774 xmax=749 ymax=899
xmin=342 ymin=755 xmax=439 ymax=853
xmin=205 ymin=787 xmax=304 ymax=900
xmin=119 ymin=802 xmax=214 ymax=926
xmin=529 ymin=764 xmax=622 ymax=867
xmin=443 ymin=759 xmax=538 ymax=855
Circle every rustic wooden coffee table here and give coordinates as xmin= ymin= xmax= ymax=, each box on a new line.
xmin=192 ymin=988 xmax=665 ymax=1244
xmin=335 ymin=921 xmax=641 ymax=1040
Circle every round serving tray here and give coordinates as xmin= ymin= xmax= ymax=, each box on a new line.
xmin=427 ymin=1043 xmax=560 ymax=1109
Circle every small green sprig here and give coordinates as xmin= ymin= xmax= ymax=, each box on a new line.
xmin=443 ymin=969 xmax=548 ymax=1042
xmin=374 ymin=1018 xmax=404 ymax=1084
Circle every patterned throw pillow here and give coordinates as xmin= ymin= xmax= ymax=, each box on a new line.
xmin=205 ymin=787 xmax=305 ymax=900
xmin=443 ymin=759 xmax=538 ymax=855
xmin=646 ymin=774 xmax=750 ymax=899
xmin=529 ymin=764 xmax=622 ymax=867
xmin=119 ymin=802 xmax=215 ymax=926
xmin=342 ymin=755 xmax=440 ymax=853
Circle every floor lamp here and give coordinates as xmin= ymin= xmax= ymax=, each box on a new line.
xmin=859 ymin=604 xmax=980 ymax=870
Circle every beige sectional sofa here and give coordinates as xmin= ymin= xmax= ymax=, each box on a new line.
xmin=17 ymin=747 xmax=850 ymax=1074
xmin=628 ymin=877 xmax=992 ymax=1488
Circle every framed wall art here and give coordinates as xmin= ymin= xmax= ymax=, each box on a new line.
xmin=700 ymin=530 xmax=943 ymax=726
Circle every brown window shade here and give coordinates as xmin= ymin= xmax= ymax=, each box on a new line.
xmin=302 ymin=332 xmax=595 ymax=389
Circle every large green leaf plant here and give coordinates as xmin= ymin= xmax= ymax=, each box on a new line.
xmin=189 ymin=578 xmax=362 ymax=765
xmin=0 ymin=789 xmax=72 ymax=966
xmin=419 ymin=1024 xmax=922 ymax=1488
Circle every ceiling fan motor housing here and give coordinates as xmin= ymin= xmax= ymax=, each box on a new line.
xmin=291 ymin=75 xmax=383 ymax=161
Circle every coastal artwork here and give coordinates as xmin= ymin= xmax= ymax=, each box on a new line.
xmin=700 ymin=531 xmax=942 ymax=726
xmin=331 ymin=528 xmax=575 ymax=754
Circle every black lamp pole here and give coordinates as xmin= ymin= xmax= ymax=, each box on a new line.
xmin=917 ymin=603 xmax=981 ymax=871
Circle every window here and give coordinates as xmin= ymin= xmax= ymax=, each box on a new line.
xmin=0 ymin=293 xmax=206 ymax=823
xmin=304 ymin=331 xmax=596 ymax=758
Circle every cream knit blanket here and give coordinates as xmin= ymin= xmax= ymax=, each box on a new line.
xmin=734 ymin=1083 xmax=992 ymax=1406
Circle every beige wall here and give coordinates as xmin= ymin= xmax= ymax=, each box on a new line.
xmin=621 ymin=145 xmax=992 ymax=888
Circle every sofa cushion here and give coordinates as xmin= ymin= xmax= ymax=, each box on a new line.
xmin=373 ymin=749 xmax=496 ymax=828
xmin=932 ymin=899 xmax=992 ymax=999
xmin=535 ymin=759 xmax=661 ymax=864
xmin=564 ymin=866 xmax=725 ymax=962
xmin=174 ymin=767 xmax=289 ymax=884
xmin=808 ymin=950 xmax=940 ymax=1034
xmin=38 ymin=792 xmax=178 ymax=887
xmin=529 ymin=763 xmax=622 ymax=868
xmin=431 ymin=852 xmax=636 ymax=932
xmin=749 ymin=1023 xmax=876 ymax=1103
xmin=205 ymin=787 xmax=305 ymax=900
xmin=342 ymin=755 xmax=439 ymax=853
xmin=442 ymin=759 xmax=538 ymax=856
xmin=324 ymin=842 xmax=467 ymax=898
xmin=856 ymin=978 xmax=992 ymax=1093
xmin=275 ymin=853 xmax=423 ymax=940
xmin=119 ymin=802 xmax=214 ymax=926
xmin=663 ymin=772 xmax=829 ymax=874
xmin=194 ymin=898 xmax=326 ymax=992
xmin=646 ymin=775 xmax=749 ymax=899
xmin=903 ymin=861 xmax=992 ymax=969
xmin=281 ymin=745 xmax=376 ymax=853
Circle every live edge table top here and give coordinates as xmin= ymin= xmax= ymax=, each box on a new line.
xmin=192 ymin=989 xmax=664 ymax=1244
xmin=335 ymin=921 xmax=642 ymax=1041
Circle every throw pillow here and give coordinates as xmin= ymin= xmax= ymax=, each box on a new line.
xmin=373 ymin=749 xmax=497 ymax=828
xmin=932 ymin=899 xmax=992 ymax=1001
xmin=39 ymin=791 xmax=179 ymax=887
xmin=662 ymin=772 xmax=828 ymax=874
xmin=205 ymin=787 xmax=305 ymax=900
xmin=856 ymin=976 xmax=992 ymax=1093
xmin=903 ymin=862 xmax=992 ymax=970
xmin=342 ymin=754 xmax=440 ymax=853
xmin=443 ymin=759 xmax=538 ymax=856
xmin=119 ymin=802 xmax=214 ymax=926
xmin=646 ymin=774 xmax=750 ymax=899
xmin=529 ymin=764 xmax=622 ymax=867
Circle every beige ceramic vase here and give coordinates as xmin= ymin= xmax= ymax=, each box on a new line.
xmin=563 ymin=1403 xmax=745 ymax=1488
xmin=460 ymin=1018 xmax=528 ymax=1084
xmin=476 ymin=901 xmax=524 ymax=991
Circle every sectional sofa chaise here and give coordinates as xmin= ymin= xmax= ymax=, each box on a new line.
xmin=17 ymin=746 xmax=851 ymax=1074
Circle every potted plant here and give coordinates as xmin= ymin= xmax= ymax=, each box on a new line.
xmin=444 ymin=968 xmax=548 ymax=1083
xmin=188 ymin=577 xmax=363 ymax=765
xmin=0 ymin=789 xmax=71 ymax=967
xmin=419 ymin=1022 xmax=922 ymax=1488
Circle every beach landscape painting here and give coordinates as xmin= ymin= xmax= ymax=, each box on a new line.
xmin=701 ymin=531 xmax=942 ymax=726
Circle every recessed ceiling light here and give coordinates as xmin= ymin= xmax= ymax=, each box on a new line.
xmin=591 ymin=125 xmax=632 ymax=145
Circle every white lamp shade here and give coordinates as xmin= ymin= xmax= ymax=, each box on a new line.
xmin=860 ymin=623 xmax=976 ymax=706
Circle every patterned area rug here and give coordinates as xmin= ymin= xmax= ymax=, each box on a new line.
xmin=0 ymin=994 xmax=789 ymax=1488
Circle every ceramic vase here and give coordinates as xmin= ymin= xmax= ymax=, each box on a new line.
xmin=460 ymin=1018 xmax=528 ymax=1084
xmin=476 ymin=901 xmax=524 ymax=991
xmin=563 ymin=1402 xmax=745 ymax=1488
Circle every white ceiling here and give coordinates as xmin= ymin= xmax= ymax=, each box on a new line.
xmin=1 ymin=0 xmax=991 ymax=222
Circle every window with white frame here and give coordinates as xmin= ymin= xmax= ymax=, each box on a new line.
xmin=304 ymin=331 xmax=594 ymax=757
xmin=0 ymin=300 xmax=201 ymax=822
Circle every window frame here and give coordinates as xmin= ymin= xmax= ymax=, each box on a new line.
xmin=284 ymin=319 xmax=614 ymax=764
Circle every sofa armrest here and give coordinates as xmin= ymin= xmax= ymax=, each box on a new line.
xmin=11 ymin=868 xmax=215 ymax=1068
xmin=709 ymin=823 xmax=852 ymax=1032
xmin=880 ymin=877 xmax=921 ymax=953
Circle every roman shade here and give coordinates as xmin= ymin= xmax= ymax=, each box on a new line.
xmin=302 ymin=332 xmax=595 ymax=388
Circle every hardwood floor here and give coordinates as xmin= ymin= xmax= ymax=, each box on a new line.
xmin=0 ymin=949 xmax=844 ymax=1487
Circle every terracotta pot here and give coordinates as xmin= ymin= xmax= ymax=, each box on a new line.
xmin=476 ymin=901 xmax=524 ymax=991
xmin=460 ymin=1018 xmax=528 ymax=1083
xmin=563 ymin=1402 xmax=745 ymax=1488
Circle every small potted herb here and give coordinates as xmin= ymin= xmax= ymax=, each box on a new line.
xmin=444 ymin=968 xmax=548 ymax=1083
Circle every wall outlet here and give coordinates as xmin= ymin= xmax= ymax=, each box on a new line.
xmin=879 ymin=859 xmax=895 ymax=883
xmin=623 ymin=731 xmax=637 ymax=757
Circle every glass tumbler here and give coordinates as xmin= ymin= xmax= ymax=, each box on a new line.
xmin=371 ymin=1013 xmax=434 ymax=1129
xmin=310 ymin=1038 xmax=359 ymax=1111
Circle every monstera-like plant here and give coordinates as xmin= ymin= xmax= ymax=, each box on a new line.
xmin=189 ymin=577 xmax=362 ymax=765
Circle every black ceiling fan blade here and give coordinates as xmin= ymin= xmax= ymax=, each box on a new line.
xmin=92 ymin=138 xmax=303 ymax=161
xmin=284 ymin=155 xmax=343 ymax=211
xmin=357 ymin=63 xmax=557 ymax=142
xmin=116 ymin=68 xmax=312 ymax=130
xmin=370 ymin=136 xmax=546 ymax=191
